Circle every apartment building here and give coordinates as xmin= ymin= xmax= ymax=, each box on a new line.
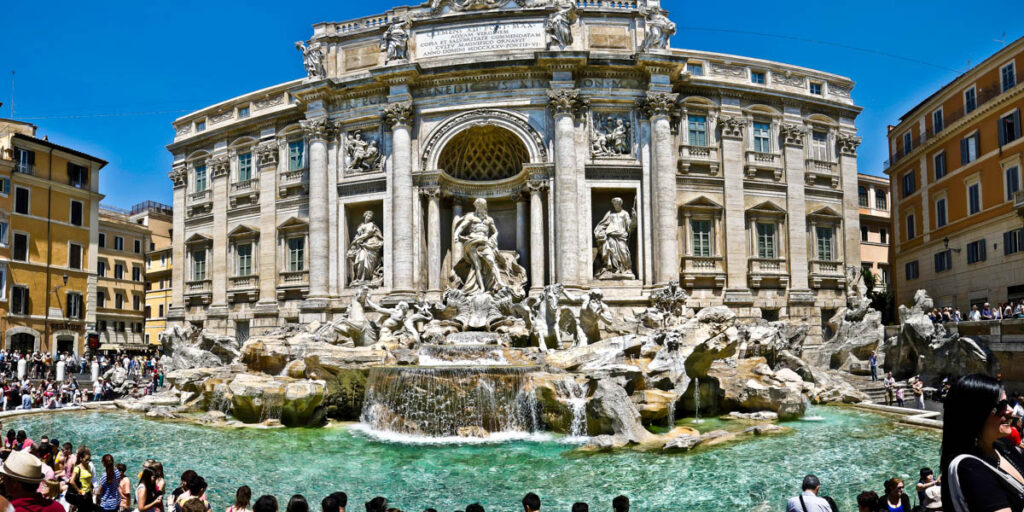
xmin=858 ymin=173 xmax=891 ymax=291
xmin=130 ymin=201 xmax=173 ymax=345
xmin=95 ymin=206 xmax=149 ymax=350
xmin=888 ymin=36 xmax=1024 ymax=309
xmin=1 ymin=119 xmax=106 ymax=355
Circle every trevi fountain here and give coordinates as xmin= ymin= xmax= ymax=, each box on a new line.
xmin=18 ymin=0 xmax=987 ymax=510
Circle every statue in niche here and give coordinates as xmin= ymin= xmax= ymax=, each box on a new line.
xmin=545 ymin=1 xmax=577 ymax=49
xmin=590 ymin=115 xmax=632 ymax=157
xmin=638 ymin=7 xmax=676 ymax=52
xmin=347 ymin=211 xmax=384 ymax=287
xmin=451 ymin=198 xmax=527 ymax=297
xmin=295 ymin=40 xmax=326 ymax=80
xmin=381 ymin=17 xmax=410 ymax=63
xmin=344 ymin=131 xmax=382 ymax=172
xmin=593 ymin=197 xmax=637 ymax=279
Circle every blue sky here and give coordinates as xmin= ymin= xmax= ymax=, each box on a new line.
xmin=3 ymin=0 xmax=1022 ymax=208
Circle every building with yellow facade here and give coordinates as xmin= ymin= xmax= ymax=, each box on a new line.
xmin=95 ymin=206 xmax=149 ymax=350
xmin=1 ymin=118 xmax=106 ymax=356
xmin=858 ymin=173 xmax=891 ymax=291
xmin=888 ymin=36 xmax=1024 ymax=309
xmin=132 ymin=201 xmax=173 ymax=346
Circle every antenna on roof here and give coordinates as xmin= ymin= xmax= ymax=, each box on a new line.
xmin=994 ymin=32 xmax=1007 ymax=46
xmin=9 ymin=70 xmax=14 ymax=119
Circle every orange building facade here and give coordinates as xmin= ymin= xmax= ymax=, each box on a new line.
xmin=888 ymin=37 xmax=1024 ymax=309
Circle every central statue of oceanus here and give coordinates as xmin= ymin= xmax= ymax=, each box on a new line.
xmin=450 ymin=198 xmax=527 ymax=298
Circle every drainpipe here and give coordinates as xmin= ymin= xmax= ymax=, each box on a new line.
xmin=43 ymin=147 xmax=54 ymax=356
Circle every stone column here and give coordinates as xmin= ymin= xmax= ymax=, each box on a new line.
xmin=385 ymin=101 xmax=415 ymax=295
xmin=527 ymin=180 xmax=547 ymax=291
xmin=422 ymin=187 xmax=441 ymax=292
xmin=254 ymin=141 xmax=280 ymax=324
xmin=516 ymin=193 xmax=528 ymax=267
xmin=167 ymin=164 xmax=188 ymax=324
xmin=780 ymin=122 xmax=812 ymax=299
xmin=547 ymin=89 xmax=586 ymax=287
xmin=719 ymin=114 xmax=753 ymax=303
xmin=838 ymin=133 xmax=862 ymax=267
xmin=300 ymin=117 xmax=334 ymax=300
xmin=208 ymin=155 xmax=230 ymax=316
xmin=639 ymin=92 xmax=680 ymax=285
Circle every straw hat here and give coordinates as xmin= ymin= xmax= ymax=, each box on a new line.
xmin=0 ymin=451 xmax=46 ymax=484
xmin=924 ymin=485 xmax=943 ymax=510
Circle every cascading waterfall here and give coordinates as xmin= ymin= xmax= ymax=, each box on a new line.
xmin=666 ymin=400 xmax=676 ymax=429
xmin=693 ymin=377 xmax=703 ymax=424
xmin=360 ymin=366 xmax=540 ymax=438
xmin=561 ymin=380 xmax=588 ymax=437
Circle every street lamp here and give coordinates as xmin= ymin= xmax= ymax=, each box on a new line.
xmin=942 ymin=236 xmax=962 ymax=253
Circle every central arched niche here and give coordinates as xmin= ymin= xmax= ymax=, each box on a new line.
xmin=437 ymin=125 xmax=528 ymax=181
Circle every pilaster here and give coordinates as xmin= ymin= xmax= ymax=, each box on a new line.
xmin=780 ymin=120 xmax=810 ymax=293
xmin=255 ymin=140 xmax=280 ymax=320
xmin=167 ymin=163 xmax=188 ymax=324
xmin=838 ymin=133 xmax=862 ymax=267
xmin=719 ymin=111 xmax=753 ymax=302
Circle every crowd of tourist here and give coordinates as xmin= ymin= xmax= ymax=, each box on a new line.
xmin=925 ymin=301 xmax=1024 ymax=323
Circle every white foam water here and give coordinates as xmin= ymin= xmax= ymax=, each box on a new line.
xmin=349 ymin=423 xmax=556 ymax=445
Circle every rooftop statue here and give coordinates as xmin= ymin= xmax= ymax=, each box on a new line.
xmin=381 ymin=17 xmax=410 ymax=63
xmin=295 ymin=41 xmax=326 ymax=80
xmin=638 ymin=7 xmax=675 ymax=52
xmin=545 ymin=1 xmax=577 ymax=49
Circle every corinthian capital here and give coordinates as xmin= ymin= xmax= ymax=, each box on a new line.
xmin=383 ymin=101 xmax=414 ymax=127
xmin=779 ymin=123 xmax=807 ymax=147
xmin=637 ymin=92 xmax=678 ymax=119
xmin=208 ymin=155 xmax=230 ymax=178
xmin=299 ymin=116 xmax=338 ymax=142
xmin=837 ymin=133 xmax=861 ymax=156
xmin=255 ymin=141 xmax=279 ymax=167
xmin=719 ymin=115 xmax=747 ymax=139
xmin=525 ymin=179 xmax=549 ymax=194
xmin=169 ymin=164 xmax=187 ymax=189
xmin=419 ymin=186 xmax=440 ymax=200
xmin=547 ymin=89 xmax=589 ymax=119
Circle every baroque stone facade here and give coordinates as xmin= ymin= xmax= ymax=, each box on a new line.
xmin=166 ymin=0 xmax=862 ymax=350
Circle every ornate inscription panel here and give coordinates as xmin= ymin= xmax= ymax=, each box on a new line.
xmin=415 ymin=21 xmax=545 ymax=59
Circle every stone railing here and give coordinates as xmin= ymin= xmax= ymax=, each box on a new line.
xmin=184 ymin=279 xmax=211 ymax=295
xmin=14 ymin=162 xmax=33 ymax=175
xmin=189 ymin=189 xmax=212 ymax=204
xmin=279 ymin=270 xmax=309 ymax=286
xmin=679 ymin=144 xmax=720 ymax=174
xmin=749 ymin=257 xmax=785 ymax=273
xmin=805 ymin=158 xmax=838 ymax=174
xmin=575 ymin=0 xmax=639 ymax=9
xmin=744 ymin=151 xmax=783 ymax=180
xmin=811 ymin=260 xmax=843 ymax=275
xmin=231 ymin=179 xmax=258 ymax=194
xmin=327 ymin=14 xmax=390 ymax=35
xmin=681 ymin=255 xmax=725 ymax=287
xmin=280 ymin=169 xmax=305 ymax=185
xmin=229 ymin=275 xmax=259 ymax=289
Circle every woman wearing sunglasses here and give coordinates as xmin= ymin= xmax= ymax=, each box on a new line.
xmin=942 ymin=374 xmax=1024 ymax=511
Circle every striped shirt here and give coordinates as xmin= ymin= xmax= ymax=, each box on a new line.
xmin=95 ymin=469 xmax=123 ymax=511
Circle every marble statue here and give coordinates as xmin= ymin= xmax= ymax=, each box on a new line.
xmin=326 ymin=287 xmax=378 ymax=347
xmin=344 ymin=131 xmax=382 ymax=172
xmin=591 ymin=115 xmax=631 ymax=157
xmin=579 ymin=289 xmax=615 ymax=346
xmin=638 ymin=8 xmax=676 ymax=52
xmin=295 ymin=40 xmax=326 ymax=80
xmin=426 ymin=0 xmax=531 ymax=13
xmin=637 ymin=280 xmax=690 ymax=328
xmin=594 ymin=197 xmax=637 ymax=279
xmin=545 ymin=2 xmax=577 ymax=49
xmin=347 ymin=211 xmax=384 ymax=287
xmin=381 ymin=18 xmax=410 ymax=63
xmin=363 ymin=295 xmax=432 ymax=346
xmin=533 ymin=284 xmax=586 ymax=349
xmin=451 ymin=198 xmax=526 ymax=297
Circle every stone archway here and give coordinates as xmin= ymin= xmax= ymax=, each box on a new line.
xmin=438 ymin=125 xmax=529 ymax=181
xmin=6 ymin=327 xmax=39 ymax=355
xmin=421 ymin=109 xmax=547 ymax=172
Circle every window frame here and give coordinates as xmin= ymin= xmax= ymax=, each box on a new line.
xmin=287 ymin=236 xmax=306 ymax=272
xmin=815 ymin=226 xmax=835 ymax=261
xmin=933 ymin=108 xmax=944 ymax=133
xmin=875 ymin=190 xmax=887 ymax=210
xmin=1004 ymin=229 xmax=1024 ymax=256
xmin=114 ymin=263 xmax=124 ymax=280
xmin=114 ymin=236 xmax=124 ymax=251
xmin=752 ymin=121 xmax=772 ymax=153
xmin=237 ymin=152 xmax=253 ymax=182
xmin=858 ymin=186 xmax=869 ymax=207
xmin=68 ymin=242 xmax=83 ymax=270
xmin=906 ymin=213 xmax=916 ymax=240
xmin=934 ymin=151 xmax=947 ymax=180
xmin=1002 ymin=61 xmax=1017 ymax=92
xmin=999 ymin=109 xmax=1022 ymax=146
xmin=690 ymin=219 xmax=713 ymax=258
xmin=686 ymin=63 xmax=704 ymax=76
xmin=905 ymin=260 xmax=919 ymax=280
xmin=0 ymin=220 xmax=7 ymax=248
xmin=0 ymin=176 xmax=10 ymax=197
xmin=238 ymin=106 xmax=251 ymax=119
xmin=0 ymin=263 xmax=6 ymax=301
xmin=880 ymin=228 xmax=889 ymax=245
xmin=935 ymin=197 xmax=947 ymax=228
xmin=961 ymin=131 xmax=980 ymax=165
xmin=809 ymin=82 xmax=822 ymax=95
xmin=11 ymin=285 xmax=29 ymax=315
xmin=1005 ymin=164 xmax=1022 ymax=201
xmin=966 ymin=239 xmax=987 ymax=264
xmin=69 ymin=199 xmax=84 ymax=227
xmin=236 ymin=242 xmax=254 ymax=277
xmin=935 ymin=249 xmax=953 ymax=272
xmin=191 ymin=248 xmax=208 ymax=281
xmin=965 ymin=86 xmax=978 ymax=113
xmin=755 ymin=222 xmax=777 ymax=259
xmin=288 ymin=141 xmax=306 ymax=171
xmin=13 ymin=186 xmax=30 ymax=215
xmin=12 ymin=232 xmax=29 ymax=262
xmin=66 ymin=292 xmax=83 ymax=320
xmin=133 ymin=239 xmax=142 ymax=254
xmin=687 ymin=114 xmax=708 ymax=147
xmin=902 ymin=171 xmax=916 ymax=197
xmin=967 ymin=179 xmax=982 ymax=215
xmin=750 ymin=70 xmax=766 ymax=85
xmin=194 ymin=164 xmax=208 ymax=193
xmin=903 ymin=131 xmax=913 ymax=153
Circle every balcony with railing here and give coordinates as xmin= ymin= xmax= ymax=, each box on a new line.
xmin=744 ymin=151 xmax=783 ymax=181
xmin=13 ymin=162 xmax=33 ymax=175
xmin=184 ymin=279 xmax=212 ymax=303
xmin=277 ymin=270 xmax=309 ymax=299
xmin=189 ymin=189 xmax=212 ymax=206
xmin=805 ymin=158 xmax=840 ymax=188
xmin=1015 ymin=190 xmax=1024 ymax=213
xmin=228 ymin=275 xmax=259 ymax=302
xmin=279 ymin=169 xmax=307 ymax=198
xmin=748 ymin=257 xmax=789 ymax=288
xmin=230 ymin=179 xmax=260 ymax=207
xmin=680 ymin=255 xmax=726 ymax=288
xmin=679 ymin=144 xmax=720 ymax=174
xmin=809 ymin=260 xmax=846 ymax=289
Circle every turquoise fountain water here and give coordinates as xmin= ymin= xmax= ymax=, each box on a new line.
xmin=12 ymin=407 xmax=938 ymax=512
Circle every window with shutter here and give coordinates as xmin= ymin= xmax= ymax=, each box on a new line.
xmin=1007 ymin=166 xmax=1021 ymax=201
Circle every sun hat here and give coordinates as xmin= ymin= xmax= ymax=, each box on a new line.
xmin=0 ymin=450 xmax=46 ymax=484
xmin=924 ymin=485 xmax=942 ymax=509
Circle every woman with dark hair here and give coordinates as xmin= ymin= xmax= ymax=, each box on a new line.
xmin=95 ymin=454 xmax=123 ymax=512
xmin=942 ymin=373 xmax=1024 ymax=511
xmin=138 ymin=468 xmax=163 ymax=512
xmin=286 ymin=495 xmax=309 ymax=512
xmin=881 ymin=478 xmax=911 ymax=511
xmin=253 ymin=496 xmax=278 ymax=512
xmin=227 ymin=486 xmax=252 ymax=512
